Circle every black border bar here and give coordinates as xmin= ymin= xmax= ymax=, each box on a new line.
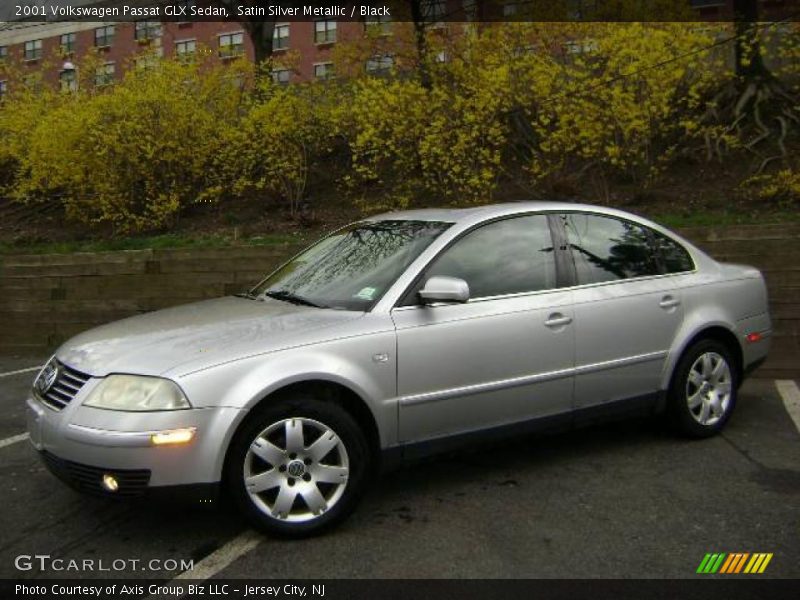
xmin=3 ymin=0 xmax=800 ymax=24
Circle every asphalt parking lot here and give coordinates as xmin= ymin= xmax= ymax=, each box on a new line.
xmin=0 ymin=355 xmax=798 ymax=581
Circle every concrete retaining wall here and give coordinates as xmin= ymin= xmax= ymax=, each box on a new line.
xmin=1 ymin=224 xmax=797 ymax=379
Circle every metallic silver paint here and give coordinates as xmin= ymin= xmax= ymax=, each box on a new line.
xmin=27 ymin=202 xmax=771 ymax=492
xmin=418 ymin=275 xmax=470 ymax=303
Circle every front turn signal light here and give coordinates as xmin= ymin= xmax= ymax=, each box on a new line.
xmin=150 ymin=427 xmax=196 ymax=446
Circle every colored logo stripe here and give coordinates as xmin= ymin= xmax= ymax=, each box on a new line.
xmin=697 ymin=553 xmax=773 ymax=574
xmin=720 ymin=553 xmax=749 ymax=573
xmin=697 ymin=553 xmax=726 ymax=573
xmin=744 ymin=553 xmax=773 ymax=574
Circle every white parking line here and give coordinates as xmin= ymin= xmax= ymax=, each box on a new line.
xmin=0 ymin=433 xmax=30 ymax=449
xmin=0 ymin=365 xmax=43 ymax=378
xmin=775 ymin=380 xmax=800 ymax=434
xmin=175 ymin=530 xmax=262 ymax=580
xmin=146 ymin=530 xmax=262 ymax=598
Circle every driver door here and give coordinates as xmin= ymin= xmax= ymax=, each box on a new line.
xmin=391 ymin=214 xmax=575 ymax=443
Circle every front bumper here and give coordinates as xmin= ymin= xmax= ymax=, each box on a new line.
xmin=27 ymin=390 xmax=245 ymax=491
xmin=37 ymin=450 xmax=221 ymax=503
xmin=39 ymin=449 xmax=151 ymax=497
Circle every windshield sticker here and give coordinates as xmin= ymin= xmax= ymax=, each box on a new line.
xmin=354 ymin=287 xmax=377 ymax=301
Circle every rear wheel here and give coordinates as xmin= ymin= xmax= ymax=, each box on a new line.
xmin=226 ymin=396 xmax=370 ymax=537
xmin=668 ymin=339 xmax=738 ymax=438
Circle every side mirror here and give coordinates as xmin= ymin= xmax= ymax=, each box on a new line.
xmin=418 ymin=276 xmax=470 ymax=304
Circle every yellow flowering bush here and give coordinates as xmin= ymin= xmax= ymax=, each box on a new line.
xmin=0 ymin=22 xmax=795 ymax=232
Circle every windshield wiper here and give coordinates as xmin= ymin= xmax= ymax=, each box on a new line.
xmin=264 ymin=289 xmax=328 ymax=309
xmin=234 ymin=291 xmax=260 ymax=300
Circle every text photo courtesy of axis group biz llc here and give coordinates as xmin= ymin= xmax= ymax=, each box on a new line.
xmin=0 ymin=1 xmax=799 ymax=599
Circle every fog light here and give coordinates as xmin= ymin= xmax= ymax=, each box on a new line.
xmin=101 ymin=474 xmax=119 ymax=492
xmin=150 ymin=427 xmax=196 ymax=446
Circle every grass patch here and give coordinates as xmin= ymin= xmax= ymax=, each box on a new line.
xmin=652 ymin=210 xmax=800 ymax=229
xmin=2 ymin=209 xmax=797 ymax=256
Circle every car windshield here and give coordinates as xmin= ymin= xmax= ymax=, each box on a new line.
xmin=251 ymin=220 xmax=452 ymax=311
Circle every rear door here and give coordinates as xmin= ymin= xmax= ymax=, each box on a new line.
xmin=558 ymin=212 xmax=685 ymax=413
xmin=392 ymin=214 xmax=575 ymax=443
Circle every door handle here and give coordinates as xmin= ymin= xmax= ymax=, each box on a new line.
xmin=545 ymin=313 xmax=572 ymax=328
xmin=659 ymin=295 xmax=681 ymax=310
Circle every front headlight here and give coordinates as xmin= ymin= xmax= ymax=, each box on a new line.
xmin=83 ymin=375 xmax=191 ymax=411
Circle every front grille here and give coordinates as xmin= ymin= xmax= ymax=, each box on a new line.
xmin=35 ymin=360 xmax=91 ymax=411
xmin=40 ymin=451 xmax=151 ymax=498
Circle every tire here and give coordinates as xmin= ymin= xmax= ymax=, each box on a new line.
xmin=667 ymin=339 xmax=738 ymax=438
xmin=225 ymin=395 xmax=371 ymax=537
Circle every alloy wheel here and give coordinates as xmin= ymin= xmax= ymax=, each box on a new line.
xmin=685 ymin=351 xmax=733 ymax=427
xmin=243 ymin=417 xmax=349 ymax=523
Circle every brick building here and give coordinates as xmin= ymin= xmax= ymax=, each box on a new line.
xmin=0 ymin=0 xmax=792 ymax=98
xmin=0 ymin=17 xmax=374 ymax=95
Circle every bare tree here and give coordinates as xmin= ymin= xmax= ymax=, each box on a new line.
xmin=706 ymin=0 xmax=798 ymax=171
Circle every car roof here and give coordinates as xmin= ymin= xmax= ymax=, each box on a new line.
xmin=366 ymin=201 xmax=642 ymax=224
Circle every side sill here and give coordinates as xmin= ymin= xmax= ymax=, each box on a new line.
xmin=381 ymin=391 xmax=662 ymax=469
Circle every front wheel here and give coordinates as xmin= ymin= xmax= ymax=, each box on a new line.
xmin=226 ymin=397 xmax=370 ymax=537
xmin=667 ymin=339 xmax=738 ymax=438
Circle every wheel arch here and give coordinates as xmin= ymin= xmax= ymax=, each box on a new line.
xmin=220 ymin=377 xmax=382 ymax=483
xmin=664 ymin=324 xmax=744 ymax=391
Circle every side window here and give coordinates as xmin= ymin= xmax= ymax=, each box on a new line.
xmin=652 ymin=231 xmax=694 ymax=273
xmin=417 ymin=215 xmax=557 ymax=301
xmin=563 ymin=213 xmax=659 ymax=284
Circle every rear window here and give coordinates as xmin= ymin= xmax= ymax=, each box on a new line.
xmin=652 ymin=231 xmax=695 ymax=273
xmin=562 ymin=213 xmax=660 ymax=284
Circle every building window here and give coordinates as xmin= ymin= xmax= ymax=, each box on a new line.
xmin=95 ymin=63 xmax=115 ymax=87
xmin=0 ymin=46 xmax=7 ymax=61
xmin=272 ymin=68 xmax=291 ymax=85
xmin=0 ymin=81 xmax=7 ymax=100
xmin=175 ymin=39 xmax=196 ymax=60
xmin=134 ymin=54 xmax=159 ymax=71
xmin=219 ymin=32 xmax=245 ymax=59
xmin=314 ymin=21 xmax=337 ymax=44
xmin=59 ymin=69 xmax=77 ymax=92
xmin=314 ymin=62 xmax=334 ymax=80
xmin=95 ymin=26 xmax=115 ymax=48
xmin=24 ymin=39 xmax=43 ymax=61
xmin=366 ymin=54 xmax=394 ymax=75
xmin=274 ymin=24 xmax=290 ymax=50
xmin=135 ymin=21 xmax=162 ymax=42
xmin=365 ymin=15 xmax=392 ymax=36
xmin=60 ymin=32 xmax=77 ymax=54
xmin=564 ymin=39 xmax=598 ymax=55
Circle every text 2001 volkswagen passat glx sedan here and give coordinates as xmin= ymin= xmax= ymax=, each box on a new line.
xmin=27 ymin=203 xmax=770 ymax=536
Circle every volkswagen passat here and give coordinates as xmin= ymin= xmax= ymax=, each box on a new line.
xmin=27 ymin=203 xmax=771 ymax=536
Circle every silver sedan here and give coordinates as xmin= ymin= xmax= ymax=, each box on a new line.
xmin=27 ymin=202 xmax=771 ymax=536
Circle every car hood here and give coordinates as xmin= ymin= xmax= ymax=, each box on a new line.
xmin=56 ymin=296 xmax=363 ymax=377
